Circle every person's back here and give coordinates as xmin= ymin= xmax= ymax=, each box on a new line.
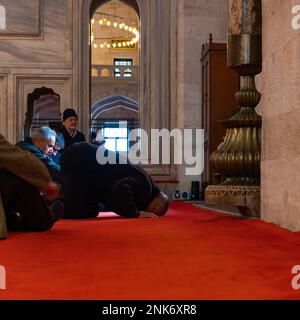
xmin=61 ymin=142 xmax=168 ymax=219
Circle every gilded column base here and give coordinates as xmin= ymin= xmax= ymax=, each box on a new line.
xmin=205 ymin=185 xmax=260 ymax=217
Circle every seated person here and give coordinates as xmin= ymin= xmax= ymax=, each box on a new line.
xmin=16 ymin=126 xmax=62 ymax=184
xmin=0 ymin=133 xmax=62 ymax=235
xmin=58 ymin=108 xmax=85 ymax=151
xmin=50 ymin=132 xmax=65 ymax=165
xmin=60 ymin=142 xmax=169 ymax=219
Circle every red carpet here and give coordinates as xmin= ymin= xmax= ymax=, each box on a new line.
xmin=1 ymin=201 xmax=300 ymax=300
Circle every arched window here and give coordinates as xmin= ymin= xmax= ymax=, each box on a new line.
xmin=91 ymin=94 xmax=138 ymax=150
xmin=0 ymin=5 xmax=6 ymax=30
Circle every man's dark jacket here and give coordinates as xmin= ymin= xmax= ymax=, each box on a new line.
xmin=61 ymin=142 xmax=161 ymax=219
xmin=58 ymin=127 xmax=86 ymax=151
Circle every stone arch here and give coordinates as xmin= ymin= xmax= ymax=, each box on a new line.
xmin=91 ymin=93 xmax=138 ymax=132
xmin=90 ymin=0 xmax=140 ymax=17
xmin=91 ymin=67 xmax=98 ymax=77
xmin=91 ymin=94 xmax=138 ymax=120
xmin=79 ymin=0 xmax=177 ymax=177
xmin=100 ymin=68 xmax=110 ymax=77
xmin=90 ymin=93 xmax=138 ymax=144
xmin=79 ymin=0 xmax=142 ymax=138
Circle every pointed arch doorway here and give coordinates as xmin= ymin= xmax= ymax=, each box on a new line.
xmin=79 ymin=0 xmax=177 ymax=178
xmin=90 ymin=0 xmax=140 ymax=151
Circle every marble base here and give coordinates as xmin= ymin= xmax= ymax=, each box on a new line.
xmin=205 ymin=185 xmax=261 ymax=217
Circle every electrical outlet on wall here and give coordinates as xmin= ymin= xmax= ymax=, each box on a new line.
xmin=181 ymin=191 xmax=190 ymax=200
xmin=173 ymin=190 xmax=190 ymax=200
xmin=173 ymin=190 xmax=181 ymax=200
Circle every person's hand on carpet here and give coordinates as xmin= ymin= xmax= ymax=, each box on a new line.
xmin=43 ymin=182 xmax=60 ymax=201
xmin=139 ymin=211 xmax=158 ymax=218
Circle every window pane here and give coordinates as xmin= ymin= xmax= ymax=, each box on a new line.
xmin=105 ymin=139 xmax=116 ymax=151
xmin=104 ymin=128 xmax=116 ymax=137
xmin=118 ymin=128 xmax=128 ymax=138
xmin=118 ymin=120 xmax=128 ymax=128
xmin=117 ymin=139 xmax=128 ymax=151
xmin=104 ymin=127 xmax=128 ymax=138
xmin=114 ymin=59 xmax=133 ymax=67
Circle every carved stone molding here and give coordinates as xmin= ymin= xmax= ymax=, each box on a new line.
xmin=0 ymin=74 xmax=8 ymax=137
xmin=205 ymin=185 xmax=260 ymax=217
xmin=0 ymin=0 xmax=73 ymax=68
xmin=0 ymin=0 xmax=42 ymax=38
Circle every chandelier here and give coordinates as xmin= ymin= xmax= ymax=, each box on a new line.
xmin=90 ymin=12 xmax=140 ymax=49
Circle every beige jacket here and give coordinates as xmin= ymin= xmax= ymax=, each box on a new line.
xmin=0 ymin=133 xmax=53 ymax=239
xmin=0 ymin=133 xmax=51 ymax=191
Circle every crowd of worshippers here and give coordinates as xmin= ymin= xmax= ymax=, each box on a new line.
xmin=0 ymin=108 xmax=169 ymax=236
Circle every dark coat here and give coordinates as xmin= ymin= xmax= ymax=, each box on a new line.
xmin=16 ymin=138 xmax=62 ymax=184
xmin=58 ymin=127 xmax=86 ymax=151
xmin=61 ymin=142 xmax=161 ymax=219
xmin=0 ymin=133 xmax=53 ymax=237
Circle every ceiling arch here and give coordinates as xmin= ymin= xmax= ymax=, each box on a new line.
xmin=91 ymin=94 xmax=138 ymax=119
xmin=90 ymin=0 xmax=140 ymax=18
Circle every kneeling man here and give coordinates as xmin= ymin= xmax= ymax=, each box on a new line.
xmin=61 ymin=142 xmax=169 ymax=219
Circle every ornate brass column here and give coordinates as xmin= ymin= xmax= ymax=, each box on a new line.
xmin=205 ymin=0 xmax=262 ymax=217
